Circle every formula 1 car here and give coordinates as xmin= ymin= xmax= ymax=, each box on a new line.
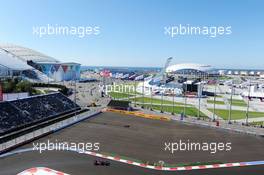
xmin=94 ymin=160 xmax=110 ymax=166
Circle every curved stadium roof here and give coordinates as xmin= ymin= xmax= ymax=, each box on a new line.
xmin=0 ymin=49 xmax=32 ymax=70
xmin=0 ymin=43 xmax=59 ymax=64
xmin=166 ymin=63 xmax=213 ymax=73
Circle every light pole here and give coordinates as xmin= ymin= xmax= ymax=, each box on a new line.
xmin=74 ymin=71 xmax=77 ymax=117
xmin=134 ymin=79 xmax=137 ymax=107
xmin=198 ymin=94 xmax=201 ymax=119
xmin=161 ymin=89 xmax=164 ymax=113
xmin=228 ymin=82 xmax=234 ymax=124
xmin=172 ymin=88 xmax=175 ymax=115
xmin=213 ymin=80 xmax=217 ymax=121
xmin=246 ymin=79 xmax=251 ymax=125
xmin=127 ymin=81 xmax=130 ymax=101
xmin=74 ymin=71 xmax=77 ymax=104
xmin=184 ymin=83 xmax=187 ymax=117
xmin=150 ymin=86 xmax=153 ymax=110
xmin=142 ymin=79 xmax=145 ymax=109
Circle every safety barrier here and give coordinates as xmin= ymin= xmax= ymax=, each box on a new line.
xmin=104 ymin=108 xmax=170 ymax=121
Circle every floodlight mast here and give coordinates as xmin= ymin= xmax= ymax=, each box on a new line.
xmin=245 ymin=79 xmax=251 ymax=125
xmin=159 ymin=57 xmax=172 ymax=113
xmin=161 ymin=57 xmax=173 ymax=85
xmin=151 ymin=57 xmax=172 ymax=85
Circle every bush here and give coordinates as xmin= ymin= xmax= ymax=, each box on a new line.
xmin=0 ymin=78 xmax=69 ymax=95
xmin=0 ymin=78 xmax=37 ymax=95
xmin=32 ymin=83 xmax=70 ymax=95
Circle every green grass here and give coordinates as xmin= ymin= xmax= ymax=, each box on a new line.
xmin=132 ymin=97 xmax=186 ymax=106
xmin=207 ymin=100 xmax=225 ymax=105
xmin=218 ymin=76 xmax=232 ymax=80
xmin=109 ymin=92 xmax=187 ymax=106
xmin=109 ymin=92 xmax=188 ymax=107
xmin=208 ymin=108 xmax=264 ymax=120
xmin=229 ymin=99 xmax=247 ymax=107
xmin=249 ymin=121 xmax=264 ymax=127
xmin=108 ymin=93 xmax=205 ymax=117
xmin=143 ymin=104 xmax=207 ymax=118
xmin=32 ymin=89 xmax=44 ymax=95
xmin=108 ymin=92 xmax=134 ymax=99
xmin=207 ymin=99 xmax=247 ymax=106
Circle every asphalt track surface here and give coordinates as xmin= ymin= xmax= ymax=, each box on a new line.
xmin=0 ymin=112 xmax=264 ymax=174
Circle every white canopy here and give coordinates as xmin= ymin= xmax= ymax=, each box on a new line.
xmin=0 ymin=49 xmax=32 ymax=70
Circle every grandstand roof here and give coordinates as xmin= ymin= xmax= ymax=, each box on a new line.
xmin=166 ymin=63 xmax=213 ymax=73
xmin=0 ymin=49 xmax=32 ymax=70
xmin=0 ymin=43 xmax=59 ymax=63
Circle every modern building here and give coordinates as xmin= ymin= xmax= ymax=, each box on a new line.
xmin=0 ymin=43 xmax=81 ymax=82
xmin=166 ymin=63 xmax=218 ymax=77
xmin=136 ymin=63 xmax=212 ymax=97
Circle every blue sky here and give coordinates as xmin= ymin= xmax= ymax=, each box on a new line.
xmin=0 ymin=0 xmax=263 ymax=69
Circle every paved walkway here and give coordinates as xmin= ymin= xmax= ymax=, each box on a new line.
xmin=195 ymin=104 xmax=221 ymax=120
xmin=235 ymin=117 xmax=264 ymax=123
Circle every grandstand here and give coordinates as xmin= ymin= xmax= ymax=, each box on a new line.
xmin=0 ymin=92 xmax=80 ymax=136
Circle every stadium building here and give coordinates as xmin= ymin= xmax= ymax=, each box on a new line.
xmin=166 ymin=63 xmax=218 ymax=78
xmin=137 ymin=62 xmax=216 ymax=97
xmin=0 ymin=43 xmax=81 ymax=82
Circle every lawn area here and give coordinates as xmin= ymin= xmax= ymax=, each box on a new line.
xmin=109 ymin=92 xmax=189 ymax=107
xmin=131 ymin=97 xmax=186 ymax=106
xmin=108 ymin=92 xmax=207 ymax=118
xmin=143 ymin=104 xmax=207 ymax=118
xmin=229 ymin=99 xmax=247 ymax=107
xmin=108 ymin=92 xmax=134 ymax=99
xmin=249 ymin=121 xmax=264 ymax=127
xmin=218 ymin=76 xmax=232 ymax=80
xmin=207 ymin=100 xmax=225 ymax=105
xmin=208 ymin=108 xmax=264 ymax=120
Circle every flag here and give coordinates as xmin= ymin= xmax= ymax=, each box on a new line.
xmin=100 ymin=70 xmax=111 ymax=77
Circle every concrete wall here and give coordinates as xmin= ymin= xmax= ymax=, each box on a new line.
xmin=3 ymin=92 xmax=29 ymax=101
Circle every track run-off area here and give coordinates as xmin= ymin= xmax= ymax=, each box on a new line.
xmin=1 ymin=147 xmax=264 ymax=172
